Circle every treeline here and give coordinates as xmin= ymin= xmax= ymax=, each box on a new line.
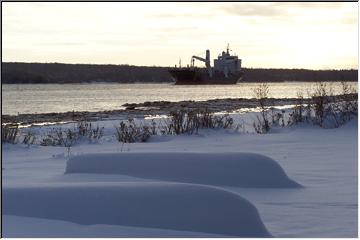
xmin=2 ymin=62 xmax=171 ymax=84
xmin=242 ymin=68 xmax=358 ymax=82
xmin=2 ymin=62 xmax=358 ymax=84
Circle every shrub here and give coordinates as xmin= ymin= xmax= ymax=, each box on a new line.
xmin=338 ymin=81 xmax=357 ymax=122
xmin=115 ymin=119 xmax=153 ymax=143
xmin=22 ymin=130 xmax=36 ymax=146
xmin=41 ymin=120 xmax=104 ymax=147
xmin=270 ymin=109 xmax=286 ymax=127
xmin=253 ymin=116 xmax=269 ymax=134
xmin=2 ymin=124 xmax=19 ymax=144
xmin=77 ymin=121 xmax=104 ymax=143
xmin=287 ymin=82 xmax=357 ymax=128
xmin=40 ymin=127 xmax=78 ymax=158
xmin=115 ymin=110 xmax=235 ymax=142
xmin=311 ymin=82 xmax=331 ymax=127
xmin=288 ymin=91 xmax=306 ymax=126
xmin=167 ymin=110 xmax=190 ymax=135
xmin=41 ymin=127 xmax=77 ymax=147
xmin=309 ymin=82 xmax=358 ymax=128
xmin=252 ymin=83 xmax=271 ymax=133
xmin=164 ymin=109 xmax=234 ymax=135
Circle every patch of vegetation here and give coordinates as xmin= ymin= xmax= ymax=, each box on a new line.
xmin=77 ymin=121 xmax=104 ymax=143
xmin=252 ymin=83 xmax=271 ymax=134
xmin=2 ymin=124 xmax=19 ymax=144
xmin=292 ymin=82 xmax=358 ymax=128
xmin=253 ymin=82 xmax=358 ymax=133
xmin=161 ymin=109 xmax=234 ymax=135
xmin=114 ymin=109 xmax=234 ymax=143
xmin=22 ymin=130 xmax=36 ymax=146
xmin=115 ymin=119 xmax=154 ymax=143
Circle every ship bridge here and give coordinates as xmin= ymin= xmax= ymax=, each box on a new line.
xmin=213 ymin=45 xmax=242 ymax=76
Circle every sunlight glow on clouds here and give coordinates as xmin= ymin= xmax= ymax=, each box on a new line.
xmin=2 ymin=2 xmax=358 ymax=69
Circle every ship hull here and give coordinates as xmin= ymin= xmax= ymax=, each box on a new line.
xmin=169 ymin=68 xmax=242 ymax=85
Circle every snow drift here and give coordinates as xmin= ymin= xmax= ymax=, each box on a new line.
xmin=3 ymin=215 xmax=231 ymax=237
xmin=3 ymin=182 xmax=270 ymax=237
xmin=65 ymin=152 xmax=301 ymax=188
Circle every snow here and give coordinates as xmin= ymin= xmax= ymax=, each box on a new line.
xmin=2 ymin=110 xmax=358 ymax=237
xmin=66 ymin=152 xmax=301 ymax=188
xmin=3 ymin=182 xmax=270 ymax=237
xmin=2 ymin=215 xmax=229 ymax=237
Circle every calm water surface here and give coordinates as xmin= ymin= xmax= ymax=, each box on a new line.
xmin=2 ymin=82 xmax=357 ymax=115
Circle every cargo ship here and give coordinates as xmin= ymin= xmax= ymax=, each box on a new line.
xmin=169 ymin=45 xmax=243 ymax=85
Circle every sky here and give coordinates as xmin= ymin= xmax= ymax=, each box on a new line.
xmin=2 ymin=2 xmax=358 ymax=69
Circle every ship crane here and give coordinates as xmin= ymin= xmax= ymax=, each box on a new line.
xmin=191 ymin=49 xmax=212 ymax=77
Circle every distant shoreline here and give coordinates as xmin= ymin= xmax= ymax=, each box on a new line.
xmin=3 ymin=62 xmax=358 ymax=84
xmin=2 ymin=80 xmax=358 ymax=85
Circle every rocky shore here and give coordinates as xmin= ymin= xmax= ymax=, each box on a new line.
xmin=2 ymin=94 xmax=355 ymax=126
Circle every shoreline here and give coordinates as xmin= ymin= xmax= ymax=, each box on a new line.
xmin=2 ymin=94 xmax=356 ymax=126
xmin=2 ymin=79 xmax=358 ymax=85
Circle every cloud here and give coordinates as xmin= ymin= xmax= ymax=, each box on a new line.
xmin=282 ymin=2 xmax=342 ymax=9
xmin=38 ymin=41 xmax=86 ymax=47
xmin=219 ymin=3 xmax=287 ymax=17
xmin=219 ymin=2 xmax=349 ymax=18
xmin=154 ymin=26 xmax=199 ymax=33
xmin=150 ymin=12 xmax=213 ymax=19
xmin=341 ymin=16 xmax=358 ymax=25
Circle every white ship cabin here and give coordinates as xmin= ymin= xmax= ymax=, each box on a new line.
xmin=213 ymin=47 xmax=242 ymax=76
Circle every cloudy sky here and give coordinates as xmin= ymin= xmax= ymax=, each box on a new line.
xmin=2 ymin=2 xmax=358 ymax=69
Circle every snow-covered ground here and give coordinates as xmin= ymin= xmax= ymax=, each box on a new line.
xmin=2 ymin=110 xmax=358 ymax=237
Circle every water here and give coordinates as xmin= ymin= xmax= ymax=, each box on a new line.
xmin=2 ymin=82 xmax=357 ymax=115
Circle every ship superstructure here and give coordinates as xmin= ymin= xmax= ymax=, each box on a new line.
xmin=169 ymin=45 xmax=243 ymax=85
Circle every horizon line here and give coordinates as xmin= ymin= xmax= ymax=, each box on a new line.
xmin=3 ymin=61 xmax=358 ymax=71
